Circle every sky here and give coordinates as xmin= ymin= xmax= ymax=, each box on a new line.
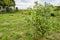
xmin=14 ymin=0 xmax=60 ymax=9
xmin=14 ymin=0 xmax=35 ymax=9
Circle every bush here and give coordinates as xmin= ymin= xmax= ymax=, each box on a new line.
xmin=32 ymin=3 xmax=57 ymax=40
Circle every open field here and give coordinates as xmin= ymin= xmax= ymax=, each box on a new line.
xmin=0 ymin=11 xmax=60 ymax=40
xmin=0 ymin=12 xmax=35 ymax=40
xmin=0 ymin=0 xmax=60 ymax=40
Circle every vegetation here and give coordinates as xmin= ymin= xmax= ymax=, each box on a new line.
xmin=0 ymin=0 xmax=15 ymax=6
xmin=33 ymin=2 xmax=59 ymax=40
xmin=0 ymin=1 xmax=60 ymax=40
xmin=0 ymin=0 xmax=15 ymax=12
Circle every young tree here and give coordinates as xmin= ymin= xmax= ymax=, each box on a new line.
xmin=33 ymin=2 xmax=56 ymax=40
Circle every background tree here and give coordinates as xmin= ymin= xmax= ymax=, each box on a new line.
xmin=0 ymin=0 xmax=15 ymax=12
xmin=0 ymin=0 xmax=15 ymax=7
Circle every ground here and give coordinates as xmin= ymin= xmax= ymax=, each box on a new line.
xmin=0 ymin=12 xmax=35 ymax=40
xmin=0 ymin=12 xmax=60 ymax=40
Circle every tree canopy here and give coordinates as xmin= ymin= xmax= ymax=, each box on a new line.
xmin=0 ymin=0 xmax=15 ymax=6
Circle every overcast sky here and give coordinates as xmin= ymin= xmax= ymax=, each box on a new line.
xmin=14 ymin=0 xmax=60 ymax=9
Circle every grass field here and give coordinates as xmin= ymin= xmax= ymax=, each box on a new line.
xmin=0 ymin=12 xmax=35 ymax=40
xmin=0 ymin=11 xmax=60 ymax=40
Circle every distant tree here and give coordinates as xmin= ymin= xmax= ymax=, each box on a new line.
xmin=0 ymin=0 xmax=15 ymax=7
xmin=0 ymin=0 xmax=15 ymax=12
xmin=54 ymin=6 xmax=60 ymax=11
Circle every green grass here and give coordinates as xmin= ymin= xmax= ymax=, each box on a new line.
xmin=0 ymin=11 xmax=60 ymax=40
xmin=0 ymin=12 xmax=35 ymax=40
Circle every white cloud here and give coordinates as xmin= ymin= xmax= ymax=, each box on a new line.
xmin=50 ymin=0 xmax=60 ymax=6
xmin=38 ymin=0 xmax=44 ymax=5
xmin=15 ymin=3 xmax=34 ymax=9
xmin=14 ymin=0 xmax=60 ymax=9
xmin=38 ymin=0 xmax=60 ymax=6
xmin=14 ymin=0 xmax=35 ymax=9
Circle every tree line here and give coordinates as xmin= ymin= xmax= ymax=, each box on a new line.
xmin=0 ymin=0 xmax=15 ymax=7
